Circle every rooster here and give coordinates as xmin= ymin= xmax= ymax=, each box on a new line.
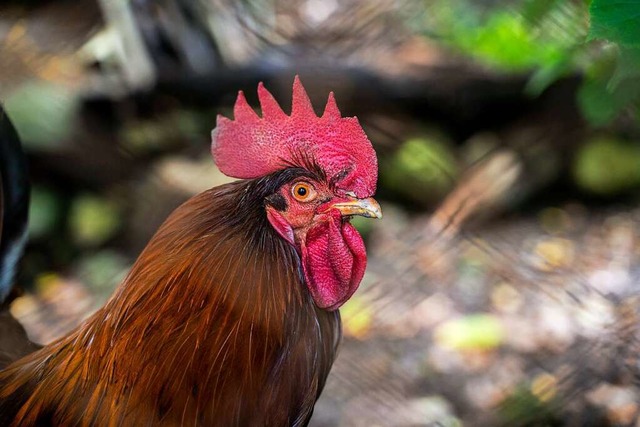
xmin=0 ymin=76 xmax=381 ymax=426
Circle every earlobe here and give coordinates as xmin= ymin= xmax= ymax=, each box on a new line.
xmin=266 ymin=207 xmax=295 ymax=245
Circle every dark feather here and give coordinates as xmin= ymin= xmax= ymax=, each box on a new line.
xmin=0 ymin=106 xmax=39 ymax=372
xmin=0 ymin=170 xmax=341 ymax=426
xmin=0 ymin=105 xmax=30 ymax=302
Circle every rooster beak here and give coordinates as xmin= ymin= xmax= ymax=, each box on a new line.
xmin=332 ymin=197 xmax=382 ymax=219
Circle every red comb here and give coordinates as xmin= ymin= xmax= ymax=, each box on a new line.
xmin=211 ymin=76 xmax=377 ymax=198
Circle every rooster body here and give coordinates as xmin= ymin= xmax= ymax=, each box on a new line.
xmin=0 ymin=176 xmax=338 ymax=425
xmin=0 ymin=78 xmax=379 ymax=426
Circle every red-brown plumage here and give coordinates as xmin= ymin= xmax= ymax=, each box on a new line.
xmin=0 ymin=77 xmax=380 ymax=425
xmin=0 ymin=176 xmax=340 ymax=425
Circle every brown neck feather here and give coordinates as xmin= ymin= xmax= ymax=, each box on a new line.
xmin=0 ymin=177 xmax=340 ymax=426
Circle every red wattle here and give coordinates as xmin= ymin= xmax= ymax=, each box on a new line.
xmin=301 ymin=212 xmax=367 ymax=310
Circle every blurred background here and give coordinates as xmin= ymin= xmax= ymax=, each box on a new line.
xmin=1 ymin=0 xmax=640 ymax=425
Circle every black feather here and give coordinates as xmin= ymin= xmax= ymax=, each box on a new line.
xmin=0 ymin=106 xmax=38 ymax=372
xmin=0 ymin=105 xmax=30 ymax=303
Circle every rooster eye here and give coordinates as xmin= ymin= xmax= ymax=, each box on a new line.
xmin=292 ymin=182 xmax=316 ymax=202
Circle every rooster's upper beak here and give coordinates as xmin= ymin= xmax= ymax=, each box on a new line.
xmin=332 ymin=197 xmax=382 ymax=219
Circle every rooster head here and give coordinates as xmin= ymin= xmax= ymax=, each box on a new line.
xmin=211 ymin=76 xmax=380 ymax=310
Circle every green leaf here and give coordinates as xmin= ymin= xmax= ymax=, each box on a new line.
xmin=573 ymin=136 xmax=640 ymax=194
xmin=609 ymin=46 xmax=640 ymax=89
xmin=522 ymin=0 xmax=561 ymax=24
xmin=525 ymin=54 xmax=574 ymax=96
xmin=456 ymin=12 xmax=567 ymax=71
xmin=435 ymin=313 xmax=504 ymax=351
xmin=578 ymin=75 xmax=640 ymax=125
xmin=3 ymin=82 xmax=79 ymax=149
xmin=499 ymin=385 xmax=559 ymax=425
xmin=588 ymin=0 xmax=640 ymax=46
xmin=69 ymin=195 xmax=122 ymax=247
xmin=381 ymin=134 xmax=458 ymax=205
xmin=28 ymin=186 xmax=62 ymax=239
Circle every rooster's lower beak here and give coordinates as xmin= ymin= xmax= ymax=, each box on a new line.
xmin=332 ymin=197 xmax=382 ymax=219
